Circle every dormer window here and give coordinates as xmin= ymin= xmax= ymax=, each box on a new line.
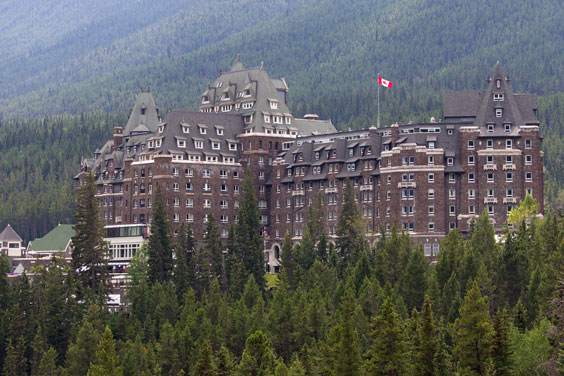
xmin=155 ymin=139 xmax=162 ymax=148
xmin=212 ymin=141 xmax=220 ymax=150
xmin=202 ymin=95 xmax=209 ymax=104
xmin=504 ymin=124 xmax=511 ymax=133
xmin=242 ymin=102 xmax=253 ymax=109
xmin=447 ymin=157 xmax=454 ymax=166
xmin=141 ymin=108 xmax=146 ymax=115
xmin=244 ymin=89 xmax=251 ymax=97
xmin=428 ymin=141 xmax=435 ymax=149
xmin=158 ymin=125 xmax=164 ymax=133
xmin=264 ymin=114 xmax=271 ymax=123
xmin=216 ymin=127 xmax=224 ymax=136
xmin=487 ymin=124 xmax=494 ymax=132
xmin=195 ymin=140 xmax=203 ymax=149
xmin=496 ymin=108 xmax=503 ymax=118
xmin=285 ymin=117 xmax=292 ymax=124
xmin=269 ymin=100 xmax=278 ymax=110
xmin=181 ymin=124 xmax=190 ymax=133
xmin=148 ymin=141 xmax=154 ymax=149
xmin=229 ymin=142 xmax=237 ymax=151
xmin=349 ymin=148 xmax=354 ymax=157
xmin=199 ymin=125 xmax=207 ymax=134
xmin=493 ymin=93 xmax=504 ymax=101
xmin=216 ymin=81 xmax=223 ymax=88
xmin=177 ymin=140 xmax=186 ymax=148
xmin=273 ymin=116 xmax=282 ymax=124
xmin=244 ymin=115 xmax=253 ymax=124
xmin=496 ymin=79 xmax=501 ymax=89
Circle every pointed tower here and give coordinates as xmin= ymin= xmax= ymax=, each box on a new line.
xmin=123 ymin=90 xmax=161 ymax=136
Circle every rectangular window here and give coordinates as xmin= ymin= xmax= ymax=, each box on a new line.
xmin=469 ymin=205 xmax=475 ymax=214
xmin=525 ymin=139 xmax=532 ymax=149
xmin=449 ymin=189 xmax=456 ymax=199
xmin=428 ymin=173 xmax=434 ymax=183
xmin=468 ymin=189 xmax=475 ymax=199
xmin=488 ymin=124 xmax=494 ymax=133
xmin=506 ymin=172 xmax=513 ymax=182
xmin=525 ymin=155 xmax=532 ymax=165
xmin=505 ymin=124 xmax=511 ymax=133
xmin=526 ymin=172 xmax=532 ymax=182
xmin=428 ymin=222 xmax=435 ymax=232
xmin=468 ymin=173 xmax=475 ymax=183
xmin=506 ymin=139 xmax=512 ymax=149
xmin=496 ymin=109 xmax=503 ymax=117
xmin=428 ymin=189 xmax=435 ymax=199
xmin=468 ymin=155 xmax=475 ymax=165
xmin=468 ymin=140 xmax=474 ymax=150
xmin=488 ymin=173 xmax=494 ymax=182
xmin=487 ymin=140 xmax=493 ymax=148
xmin=428 ymin=156 xmax=434 ymax=165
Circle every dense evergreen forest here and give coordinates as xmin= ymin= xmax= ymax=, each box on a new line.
xmin=1 ymin=175 xmax=564 ymax=375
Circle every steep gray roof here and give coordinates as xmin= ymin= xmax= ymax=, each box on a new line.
xmin=0 ymin=224 xmax=22 ymax=242
xmin=443 ymin=64 xmax=539 ymax=128
xmin=154 ymin=111 xmax=245 ymax=159
xmin=199 ymin=58 xmax=335 ymax=136
xmin=124 ymin=91 xmax=161 ymax=136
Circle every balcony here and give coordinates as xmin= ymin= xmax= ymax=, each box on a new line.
xmin=397 ymin=182 xmax=416 ymax=189
xmin=483 ymin=164 xmax=497 ymax=171
xmin=360 ymin=185 xmax=373 ymax=191
xmin=325 ymin=188 xmax=338 ymax=194
xmin=484 ymin=197 xmax=498 ymax=204
xmin=292 ymin=190 xmax=305 ymax=196
xmin=502 ymin=163 xmax=516 ymax=171
xmin=503 ymin=197 xmax=517 ymax=204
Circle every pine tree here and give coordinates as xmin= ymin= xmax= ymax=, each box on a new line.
xmin=215 ymin=346 xmax=234 ymax=376
xmin=204 ymin=214 xmax=224 ymax=283
xmin=492 ymin=309 xmax=512 ymax=376
xmin=433 ymin=331 xmax=452 ymax=376
xmin=363 ymin=297 xmax=405 ymax=375
xmin=3 ymin=337 xmax=27 ymax=376
xmin=416 ymin=297 xmax=437 ymax=376
xmin=336 ymin=179 xmax=366 ymax=267
xmin=237 ymin=330 xmax=276 ymax=376
xmin=35 ymin=347 xmax=58 ymax=376
xmin=87 ymin=327 xmax=123 ymax=376
xmin=400 ymin=247 xmax=428 ymax=311
xmin=71 ymin=171 xmax=110 ymax=300
xmin=236 ymin=169 xmax=265 ymax=292
xmin=65 ymin=319 xmax=102 ymax=376
xmin=148 ymin=184 xmax=173 ymax=284
xmin=191 ymin=342 xmax=216 ymax=376
xmin=297 ymin=227 xmax=316 ymax=272
xmin=280 ymin=233 xmax=298 ymax=290
xmin=321 ymin=288 xmax=361 ymax=376
xmin=174 ymin=223 xmax=196 ymax=301
xmin=452 ymin=281 xmax=494 ymax=375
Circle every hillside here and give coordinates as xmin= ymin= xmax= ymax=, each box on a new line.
xmin=2 ymin=0 xmax=564 ymax=239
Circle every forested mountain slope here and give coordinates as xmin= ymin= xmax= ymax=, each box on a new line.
xmin=2 ymin=0 xmax=564 ymax=240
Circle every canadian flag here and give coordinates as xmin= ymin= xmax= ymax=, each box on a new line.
xmin=379 ymin=76 xmax=392 ymax=88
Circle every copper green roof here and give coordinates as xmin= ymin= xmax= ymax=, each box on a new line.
xmin=28 ymin=224 xmax=74 ymax=252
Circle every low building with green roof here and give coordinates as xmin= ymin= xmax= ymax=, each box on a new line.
xmin=26 ymin=224 xmax=74 ymax=258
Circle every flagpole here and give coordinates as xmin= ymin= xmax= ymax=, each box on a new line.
xmin=377 ymin=74 xmax=381 ymax=128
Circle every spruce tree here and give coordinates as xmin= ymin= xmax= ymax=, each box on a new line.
xmin=236 ymin=169 xmax=265 ymax=292
xmin=280 ymin=233 xmax=298 ymax=290
xmin=3 ymin=337 xmax=27 ymax=376
xmin=400 ymin=247 xmax=428 ymax=311
xmin=36 ymin=347 xmax=58 ymax=376
xmin=363 ymin=297 xmax=405 ymax=375
xmin=416 ymin=297 xmax=437 ymax=376
xmin=191 ymin=342 xmax=216 ymax=376
xmin=237 ymin=330 xmax=276 ymax=376
xmin=174 ymin=223 xmax=196 ymax=300
xmin=71 ymin=171 xmax=110 ymax=300
xmin=204 ymin=214 xmax=224 ymax=283
xmin=296 ymin=227 xmax=316 ymax=272
xmin=492 ymin=309 xmax=512 ymax=376
xmin=148 ymin=184 xmax=173 ymax=284
xmin=87 ymin=327 xmax=123 ymax=376
xmin=336 ymin=179 xmax=366 ymax=266
xmin=452 ymin=281 xmax=494 ymax=375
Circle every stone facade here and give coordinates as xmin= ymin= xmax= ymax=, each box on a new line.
xmin=77 ymin=62 xmax=544 ymax=271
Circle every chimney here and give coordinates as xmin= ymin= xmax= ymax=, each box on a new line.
xmin=113 ymin=127 xmax=123 ymax=150
xmin=369 ymin=125 xmax=378 ymax=136
xmin=391 ymin=123 xmax=399 ymax=146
